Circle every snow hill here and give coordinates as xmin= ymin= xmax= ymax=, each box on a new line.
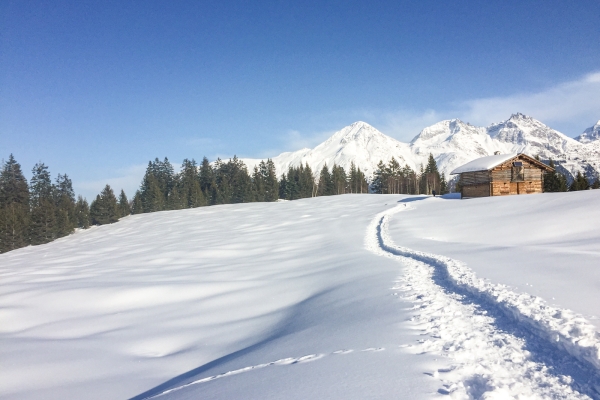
xmin=2 ymin=191 xmax=600 ymax=399
xmin=243 ymin=114 xmax=600 ymax=183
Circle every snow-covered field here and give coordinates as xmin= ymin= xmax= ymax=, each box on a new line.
xmin=1 ymin=191 xmax=599 ymax=399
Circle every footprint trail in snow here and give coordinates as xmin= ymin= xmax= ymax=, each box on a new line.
xmin=144 ymin=347 xmax=386 ymax=399
xmin=366 ymin=203 xmax=600 ymax=399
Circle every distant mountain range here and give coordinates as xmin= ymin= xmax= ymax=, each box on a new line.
xmin=243 ymin=114 xmax=600 ymax=184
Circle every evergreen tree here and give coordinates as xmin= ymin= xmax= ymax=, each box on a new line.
xmin=138 ymin=158 xmax=175 ymax=212
xmin=386 ymin=157 xmax=401 ymax=194
xmin=141 ymin=174 xmax=165 ymax=212
xmin=371 ymin=160 xmax=386 ymax=194
xmin=74 ymin=196 xmax=90 ymax=229
xmin=331 ymin=164 xmax=347 ymax=195
xmin=29 ymin=163 xmax=56 ymax=245
xmin=90 ymin=184 xmax=119 ymax=225
xmin=118 ymin=189 xmax=131 ymax=217
xmin=177 ymin=159 xmax=206 ymax=208
xmin=543 ymin=159 xmax=568 ymax=192
xmin=348 ymin=162 xmax=368 ymax=194
xmin=199 ymin=157 xmax=215 ymax=202
xmin=131 ymin=191 xmax=144 ymax=214
xmin=420 ymin=153 xmax=442 ymax=195
xmin=227 ymin=156 xmax=253 ymax=203
xmin=278 ymin=173 xmax=288 ymax=199
xmin=252 ymin=159 xmax=279 ymax=202
xmin=54 ymin=174 xmax=76 ymax=238
xmin=317 ymin=164 xmax=333 ymax=196
xmin=263 ymin=159 xmax=279 ymax=202
xmin=167 ymin=183 xmax=185 ymax=210
xmin=0 ymin=154 xmax=30 ymax=253
xmin=569 ymin=171 xmax=590 ymax=191
xmin=592 ymin=179 xmax=600 ymax=189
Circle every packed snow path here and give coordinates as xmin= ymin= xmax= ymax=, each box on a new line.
xmin=367 ymin=200 xmax=600 ymax=399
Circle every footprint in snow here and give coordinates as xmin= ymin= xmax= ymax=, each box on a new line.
xmin=333 ymin=349 xmax=354 ymax=354
xmin=361 ymin=347 xmax=385 ymax=352
xmin=146 ymin=348 xmax=389 ymax=398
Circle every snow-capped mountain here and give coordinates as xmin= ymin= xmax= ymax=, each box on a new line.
xmin=575 ymin=120 xmax=600 ymax=144
xmin=244 ymin=121 xmax=414 ymax=180
xmin=243 ymin=115 xmax=600 ymax=184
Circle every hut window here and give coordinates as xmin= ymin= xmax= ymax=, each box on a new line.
xmin=512 ymin=161 xmax=524 ymax=182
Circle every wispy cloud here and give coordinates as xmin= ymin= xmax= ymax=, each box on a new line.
xmin=459 ymin=71 xmax=600 ymax=128
xmin=373 ymin=71 xmax=600 ymax=141
xmin=282 ymin=129 xmax=337 ymax=151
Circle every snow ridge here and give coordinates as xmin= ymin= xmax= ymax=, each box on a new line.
xmin=366 ymin=203 xmax=600 ymax=398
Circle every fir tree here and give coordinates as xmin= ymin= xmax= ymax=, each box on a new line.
xmin=251 ymin=164 xmax=265 ymax=201
xmin=90 ymin=184 xmax=119 ymax=225
xmin=252 ymin=159 xmax=279 ymax=202
xmin=178 ymin=159 xmax=207 ymax=208
xmin=74 ymin=196 xmax=90 ymax=229
xmin=138 ymin=158 xmax=175 ymax=212
xmin=29 ymin=163 xmax=56 ymax=245
xmin=348 ymin=162 xmax=368 ymax=194
xmin=118 ymin=189 xmax=131 ymax=217
xmin=141 ymin=174 xmax=165 ymax=212
xmin=569 ymin=171 xmax=590 ymax=191
xmin=543 ymin=159 xmax=568 ymax=192
xmin=131 ymin=191 xmax=143 ymax=214
xmin=592 ymin=179 xmax=600 ymax=189
xmin=167 ymin=182 xmax=185 ymax=210
xmin=0 ymin=155 xmax=30 ymax=252
xmin=263 ymin=159 xmax=279 ymax=202
xmin=331 ymin=164 xmax=347 ymax=195
xmin=278 ymin=173 xmax=288 ymax=199
xmin=371 ymin=160 xmax=386 ymax=194
xmin=420 ymin=153 xmax=442 ymax=195
xmin=317 ymin=164 xmax=333 ymax=196
xmin=54 ymin=174 xmax=76 ymax=238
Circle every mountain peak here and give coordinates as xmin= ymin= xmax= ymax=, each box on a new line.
xmin=508 ymin=112 xmax=533 ymax=121
xmin=575 ymin=120 xmax=600 ymax=143
xmin=331 ymin=121 xmax=385 ymax=144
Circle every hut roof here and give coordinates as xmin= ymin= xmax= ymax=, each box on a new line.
xmin=450 ymin=153 xmax=517 ymax=174
xmin=450 ymin=153 xmax=553 ymax=175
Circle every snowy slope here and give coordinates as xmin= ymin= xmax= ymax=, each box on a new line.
xmin=2 ymin=192 xmax=600 ymax=399
xmin=0 ymin=196 xmax=438 ymax=400
xmin=243 ymin=115 xmax=600 ymax=183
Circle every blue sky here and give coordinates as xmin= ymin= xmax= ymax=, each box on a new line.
xmin=2 ymin=0 xmax=600 ymax=200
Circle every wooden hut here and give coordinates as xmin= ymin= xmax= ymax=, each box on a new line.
xmin=450 ymin=153 xmax=554 ymax=198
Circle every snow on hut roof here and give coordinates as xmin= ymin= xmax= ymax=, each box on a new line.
xmin=450 ymin=153 xmax=518 ymax=174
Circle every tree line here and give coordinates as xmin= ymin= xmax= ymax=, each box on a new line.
xmin=371 ymin=154 xmax=448 ymax=195
xmin=0 ymin=154 xmax=370 ymax=253
xmin=2 ymin=153 xmax=598 ymax=254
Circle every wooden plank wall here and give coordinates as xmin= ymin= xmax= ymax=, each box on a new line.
xmin=463 ymin=184 xmax=490 ymax=198
xmin=490 ymin=158 xmax=543 ymax=182
xmin=460 ymin=171 xmax=491 ymax=185
xmin=491 ymin=181 xmax=543 ymax=195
